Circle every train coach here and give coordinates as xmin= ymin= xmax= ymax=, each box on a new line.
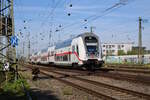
xmin=30 ymin=32 xmax=104 ymax=70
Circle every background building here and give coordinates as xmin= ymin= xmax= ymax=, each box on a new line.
xmin=102 ymin=42 xmax=134 ymax=56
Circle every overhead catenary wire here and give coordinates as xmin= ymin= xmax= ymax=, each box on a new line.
xmin=57 ymin=0 xmax=134 ymax=33
xmin=57 ymin=0 xmax=135 ymax=36
xmin=80 ymin=0 xmax=135 ymax=26
xmin=39 ymin=0 xmax=65 ymax=32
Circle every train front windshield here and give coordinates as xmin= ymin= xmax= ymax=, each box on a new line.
xmin=85 ymin=36 xmax=99 ymax=54
xmin=87 ymin=46 xmax=97 ymax=53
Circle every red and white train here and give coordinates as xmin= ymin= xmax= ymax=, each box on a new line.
xmin=30 ymin=32 xmax=104 ymax=70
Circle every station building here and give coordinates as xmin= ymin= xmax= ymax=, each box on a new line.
xmin=101 ymin=42 xmax=133 ymax=56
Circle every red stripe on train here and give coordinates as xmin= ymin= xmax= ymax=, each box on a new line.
xmin=55 ymin=51 xmax=82 ymax=61
xmin=32 ymin=51 xmax=82 ymax=62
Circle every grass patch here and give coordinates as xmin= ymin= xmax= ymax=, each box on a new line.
xmin=2 ymin=79 xmax=30 ymax=96
xmin=0 ymin=71 xmax=5 ymax=85
xmin=83 ymin=96 xmax=89 ymax=100
xmin=145 ymin=64 xmax=150 ymax=67
xmin=63 ymin=86 xmax=73 ymax=95
xmin=0 ymin=78 xmax=30 ymax=100
xmin=0 ymin=63 xmax=3 ymax=70
xmin=21 ymin=72 xmax=32 ymax=79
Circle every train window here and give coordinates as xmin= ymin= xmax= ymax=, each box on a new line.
xmin=63 ymin=55 xmax=68 ymax=61
xmin=76 ymin=45 xmax=79 ymax=56
xmin=60 ymin=56 xmax=62 ymax=61
xmin=59 ymin=56 xmax=61 ymax=61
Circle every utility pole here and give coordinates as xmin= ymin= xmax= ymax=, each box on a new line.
xmin=23 ymin=41 xmax=24 ymax=57
xmin=49 ymin=31 xmax=51 ymax=46
xmin=28 ymin=32 xmax=30 ymax=61
xmin=11 ymin=0 xmax=16 ymax=63
xmin=138 ymin=17 xmax=142 ymax=64
xmin=0 ymin=0 xmax=16 ymax=63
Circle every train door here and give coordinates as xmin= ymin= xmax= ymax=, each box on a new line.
xmin=68 ymin=48 xmax=71 ymax=62
xmin=72 ymin=45 xmax=76 ymax=62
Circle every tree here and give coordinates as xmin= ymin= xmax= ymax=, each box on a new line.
xmin=118 ymin=50 xmax=126 ymax=55
xmin=127 ymin=50 xmax=138 ymax=55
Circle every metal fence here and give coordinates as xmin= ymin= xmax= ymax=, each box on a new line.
xmin=103 ymin=54 xmax=150 ymax=64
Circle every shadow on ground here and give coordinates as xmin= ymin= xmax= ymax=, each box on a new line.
xmin=30 ymin=88 xmax=59 ymax=100
xmin=0 ymin=88 xmax=59 ymax=100
xmin=38 ymin=76 xmax=50 ymax=80
xmin=0 ymin=89 xmax=26 ymax=100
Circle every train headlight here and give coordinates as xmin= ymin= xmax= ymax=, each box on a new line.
xmin=86 ymin=52 xmax=90 ymax=57
xmin=97 ymin=53 xmax=99 ymax=57
xmin=97 ymin=52 xmax=99 ymax=56
xmin=86 ymin=52 xmax=88 ymax=56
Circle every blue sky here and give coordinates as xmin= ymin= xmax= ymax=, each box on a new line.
xmin=14 ymin=0 xmax=150 ymax=56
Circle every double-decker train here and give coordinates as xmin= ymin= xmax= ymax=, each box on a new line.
xmin=30 ymin=32 xmax=104 ymax=70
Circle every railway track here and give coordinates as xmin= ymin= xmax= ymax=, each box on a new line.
xmin=24 ymin=64 xmax=150 ymax=100
xmin=25 ymin=64 xmax=150 ymax=86
xmin=101 ymin=67 xmax=150 ymax=74
xmin=104 ymin=64 xmax=150 ymax=74
xmin=94 ymin=71 xmax=150 ymax=86
xmin=105 ymin=64 xmax=150 ymax=70
xmin=109 ymin=66 xmax=150 ymax=70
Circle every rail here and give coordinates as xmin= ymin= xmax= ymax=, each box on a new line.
xmin=25 ymin=64 xmax=150 ymax=100
xmin=50 ymin=70 xmax=150 ymax=100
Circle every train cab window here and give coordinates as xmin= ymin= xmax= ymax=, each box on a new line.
xmin=76 ymin=45 xmax=79 ymax=56
xmin=87 ymin=46 xmax=97 ymax=53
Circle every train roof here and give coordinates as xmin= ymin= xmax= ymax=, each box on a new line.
xmin=76 ymin=32 xmax=98 ymax=39
xmin=41 ymin=48 xmax=48 ymax=53
xmin=55 ymin=32 xmax=98 ymax=49
xmin=34 ymin=52 xmax=38 ymax=55
xmin=55 ymin=39 xmax=72 ymax=49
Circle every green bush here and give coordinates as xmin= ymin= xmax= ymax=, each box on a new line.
xmin=2 ymin=79 xmax=30 ymax=96
xmin=0 ymin=64 xmax=2 ymax=70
